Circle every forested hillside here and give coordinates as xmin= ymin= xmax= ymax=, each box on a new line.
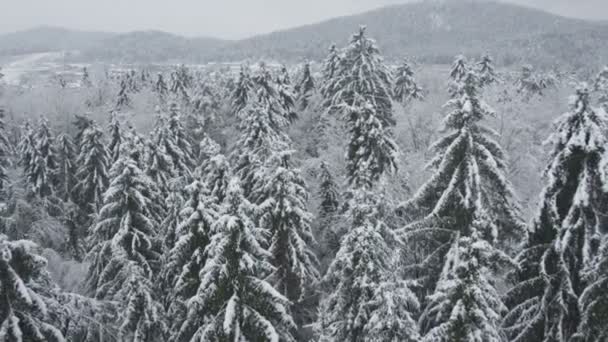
xmin=1 ymin=23 xmax=608 ymax=342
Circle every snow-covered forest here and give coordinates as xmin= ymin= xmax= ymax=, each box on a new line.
xmin=1 ymin=23 xmax=608 ymax=342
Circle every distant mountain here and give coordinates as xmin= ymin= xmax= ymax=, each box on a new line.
xmin=76 ymin=31 xmax=227 ymax=64
xmin=3 ymin=1 xmax=608 ymax=68
xmin=0 ymin=26 xmax=114 ymax=56
xmin=207 ymin=0 xmax=608 ymax=68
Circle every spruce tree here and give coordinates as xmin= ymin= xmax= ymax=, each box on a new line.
xmin=343 ymin=97 xmax=398 ymax=189
xmin=26 ymin=118 xmax=58 ymax=199
xmin=394 ymin=59 xmax=424 ymax=105
xmin=0 ymin=235 xmax=65 ymax=342
xmin=448 ymin=55 xmax=469 ymax=97
xmin=18 ymin=121 xmax=36 ymax=187
xmin=73 ymin=121 xmax=110 ymax=215
xmin=295 ymin=62 xmax=315 ymax=110
xmin=419 ymin=224 xmax=511 ymax=342
xmin=201 ymin=153 xmax=231 ymax=204
xmin=85 ymin=140 xmax=165 ymax=341
xmin=504 ymin=84 xmax=608 ymax=342
xmin=320 ymin=44 xmax=341 ymax=106
xmin=165 ymin=102 xmax=195 ymax=178
xmin=174 ymin=179 xmax=297 ymax=342
xmin=317 ymin=191 xmax=417 ymax=342
xmin=476 ymin=53 xmax=497 ymax=87
xmin=575 ymin=235 xmax=608 ymax=341
xmin=254 ymin=62 xmax=297 ymax=124
xmin=399 ymin=71 xmax=524 ymax=299
xmin=231 ymin=65 xmax=253 ymax=115
xmin=116 ymin=79 xmax=131 ymax=111
xmin=55 ymin=133 xmax=75 ymax=202
xmin=318 ymin=161 xmax=339 ymax=218
xmin=154 ymin=73 xmax=168 ymax=101
xmin=254 ymin=150 xmax=319 ymax=304
xmin=326 ymin=26 xmax=395 ymax=127
xmin=107 ymin=112 xmax=124 ymax=164
xmin=0 ymin=110 xmax=11 ymax=190
xmin=593 ymin=66 xmax=608 ymax=111
xmin=231 ymin=100 xmax=290 ymax=198
xmin=163 ymin=177 xmax=218 ymax=341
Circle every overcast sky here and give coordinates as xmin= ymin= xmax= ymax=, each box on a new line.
xmin=2 ymin=0 xmax=607 ymax=39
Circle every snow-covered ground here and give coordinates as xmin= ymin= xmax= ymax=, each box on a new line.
xmin=1 ymin=52 xmax=67 ymax=85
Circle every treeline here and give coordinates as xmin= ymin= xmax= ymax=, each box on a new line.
xmin=1 ymin=26 xmax=608 ymax=342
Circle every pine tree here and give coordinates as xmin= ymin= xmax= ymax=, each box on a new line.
xmin=318 ymin=161 xmax=339 ymax=218
xmin=164 ymin=102 xmax=195 ymax=178
xmin=343 ymin=97 xmax=398 ymax=189
xmin=593 ymin=66 xmax=608 ymax=111
xmin=476 ymin=53 xmax=497 ymax=87
xmin=575 ymin=235 xmax=608 ymax=341
xmin=448 ymin=55 xmax=469 ymax=97
xmin=504 ymin=84 xmax=608 ymax=342
xmin=107 ymin=112 xmax=124 ymax=164
xmin=326 ymin=26 xmax=395 ymax=127
xmin=320 ymin=44 xmax=341 ymax=106
xmin=85 ymin=140 xmax=165 ymax=341
xmin=116 ymin=79 xmax=131 ymax=111
xmin=399 ymin=71 xmax=524 ymax=300
xmin=231 ymin=65 xmax=253 ymax=115
xmin=18 ymin=121 xmax=36 ymax=184
xmin=154 ymin=73 xmax=168 ymax=101
xmin=72 ymin=114 xmax=93 ymax=151
xmin=0 ymin=235 xmax=65 ymax=342
xmin=255 ymin=150 xmax=319 ymax=304
xmin=163 ymin=177 xmax=218 ymax=341
xmin=145 ymin=128 xmax=175 ymax=198
xmin=201 ymin=153 xmax=231 ymax=204
xmin=254 ymin=62 xmax=298 ymax=124
xmin=73 ymin=121 xmax=110 ymax=215
xmin=25 ymin=118 xmax=58 ymax=199
xmin=231 ymin=100 xmax=290 ymax=198
xmin=317 ymin=191 xmax=416 ymax=342
xmin=419 ymin=224 xmax=511 ymax=342
xmin=174 ymin=179 xmax=297 ymax=342
xmin=295 ymin=62 xmax=315 ymax=110
xmin=0 ymin=110 xmax=10 ymax=191
xmin=394 ymin=59 xmax=424 ymax=104
xmin=81 ymin=67 xmax=92 ymax=87
xmin=55 ymin=133 xmax=75 ymax=202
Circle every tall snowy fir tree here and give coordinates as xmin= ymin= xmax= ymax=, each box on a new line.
xmin=254 ymin=151 xmax=319 ymax=310
xmin=163 ymin=177 xmax=219 ymax=341
xmin=23 ymin=118 xmax=58 ymax=200
xmin=504 ymin=84 xmax=608 ymax=342
xmin=476 ymin=53 xmax=497 ymax=87
xmin=174 ymin=179 xmax=297 ymax=342
xmin=85 ymin=140 xmax=165 ymax=342
xmin=575 ymin=234 xmax=608 ymax=341
xmin=325 ymin=26 xmax=395 ymax=127
xmin=201 ymin=153 xmax=231 ymax=204
xmin=399 ymin=71 xmax=524 ymax=304
xmin=73 ymin=121 xmax=110 ymax=215
xmin=107 ymin=112 xmax=124 ymax=164
xmin=231 ymin=100 xmax=290 ymax=199
xmin=18 ymin=122 xmax=37 ymax=190
xmin=316 ymin=27 xmax=417 ymax=342
xmin=55 ymin=133 xmax=75 ymax=202
xmin=317 ymin=191 xmax=418 ymax=342
xmin=320 ymin=44 xmax=341 ymax=104
xmin=318 ymin=161 xmax=339 ymax=220
xmin=164 ymin=102 xmax=195 ymax=178
xmin=154 ymin=73 xmax=168 ymax=101
xmin=231 ymin=65 xmax=253 ymax=115
xmin=0 ymin=110 xmax=11 ymax=190
xmin=448 ymin=55 xmax=469 ymax=97
xmin=394 ymin=59 xmax=424 ymax=104
xmin=419 ymin=225 xmax=511 ymax=342
xmin=295 ymin=62 xmax=315 ymax=110
xmin=116 ymin=79 xmax=132 ymax=111
xmin=0 ymin=235 xmax=65 ymax=342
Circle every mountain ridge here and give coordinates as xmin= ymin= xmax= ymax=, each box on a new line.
xmin=2 ymin=1 xmax=608 ymax=68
